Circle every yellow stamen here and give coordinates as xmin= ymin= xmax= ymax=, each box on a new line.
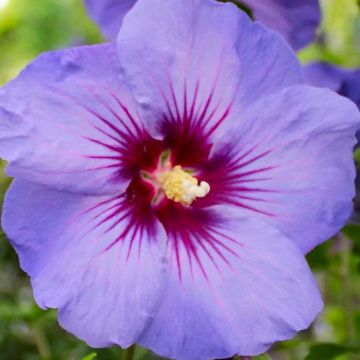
xmin=159 ymin=165 xmax=210 ymax=206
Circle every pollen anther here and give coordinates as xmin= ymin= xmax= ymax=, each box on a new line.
xmin=159 ymin=165 xmax=210 ymax=206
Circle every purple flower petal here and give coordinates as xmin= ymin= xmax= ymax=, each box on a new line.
xmin=0 ymin=43 xmax=148 ymax=195
xmin=116 ymin=0 xmax=304 ymax=141
xmin=84 ymin=0 xmax=320 ymax=50
xmin=204 ymin=85 xmax=359 ymax=253
xmin=2 ymin=179 xmax=167 ymax=347
xmin=240 ymin=0 xmax=321 ymax=50
xmin=139 ymin=206 xmax=322 ymax=359
xmin=2 ymin=180 xmax=322 ymax=357
xmin=84 ymin=0 xmax=136 ymax=40
xmin=304 ymin=62 xmax=360 ymax=108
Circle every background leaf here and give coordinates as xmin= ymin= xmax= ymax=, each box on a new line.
xmin=305 ymin=343 xmax=358 ymax=360
xmin=82 ymin=353 xmax=97 ymax=360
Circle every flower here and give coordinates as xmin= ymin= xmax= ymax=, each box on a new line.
xmin=0 ymin=0 xmax=358 ymax=359
xmin=304 ymin=62 xmax=360 ymax=220
xmin=304 ymin=62 xmax=360 ymax=109
xmin=238 ymin=0 xmax=321 ymax=50
xmin=84 ymin=0 xmax=136 ymax=41
xmin=85 ymin=0 xmax=321 ymax=50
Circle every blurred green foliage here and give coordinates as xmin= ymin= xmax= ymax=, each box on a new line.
xmin=299 ymin=0 xmax=360 ymax=67
xmin=0 ymin=0 xmax=360 ymax=359
xmin=0 ymin=0 xmax=102 ymax=84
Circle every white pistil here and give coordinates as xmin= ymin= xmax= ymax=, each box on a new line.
xmin=182 ymin=180 xmax=210 ymax=203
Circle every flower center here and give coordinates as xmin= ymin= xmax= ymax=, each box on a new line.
xmin=158 ymin=165 xmax=210 ymax=206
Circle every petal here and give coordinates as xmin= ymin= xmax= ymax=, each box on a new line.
xmin=0 ymin=43 xmax=145 ymax=195
xmin=139 ymin=206 xmax=322 ymax=359
xmin=117 ymin=0 xmax=303 ymax=140
xmin=84 ymin=0 xmax=321 ymax=50
xmin=84 ymin=0 xmax=136 ymax=41
xmin=304 ymin=62 xmax=360 ymax=108
xmin=206 ymin=85 xmax=360 ymax=253
xmin=241 ymin=0 xmax=321 ymax=50
xmin=2 ymin=179 xmax=167 ymax=347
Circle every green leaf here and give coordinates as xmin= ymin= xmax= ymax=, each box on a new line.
xmin=82 ymin=353 xmax=97 ymax=360
xmin=135 ymin=347 xmax=157 ymax=360
xmin=354 ymin=148 xmax=360 ymax=164
xmin=306 ymin=241 xmax=330 ymax=269
xmin=342 ymin=224 xmax=360 ymax=257
xmin=305 ymin=344 xmax=351 ymax=360
xmin=253 ymin=355 xmax=272 ymax=360
xmin=343 ymin=224 xmax=360 ymax=242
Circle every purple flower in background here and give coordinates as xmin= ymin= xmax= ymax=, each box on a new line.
xmin=85 ymin=0 xmax=136 ymax=41
xmin=0 ymin=0 xmax=358 ymax=359
xmin=304 ymin=62 xmax=360 ymax=109
xmin=239 ymin=0 xmax=321 ymax=50
xmin=85 ymin=0 xmax=321 ymax=50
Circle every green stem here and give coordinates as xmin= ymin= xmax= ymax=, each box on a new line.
xmin=340 ymin=233 xmax=355 ymax=344
xmin=32 ymin=324 xmax=51 ymax=360
xmin=125 ymin=345 xmax=136 ymax=360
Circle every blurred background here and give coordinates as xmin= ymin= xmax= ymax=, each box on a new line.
xmin=0 ymin=0 xmax=360 ymax=359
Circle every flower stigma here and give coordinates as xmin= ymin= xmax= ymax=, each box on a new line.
xmin=158 ymin=165 xmax=210 ymax=206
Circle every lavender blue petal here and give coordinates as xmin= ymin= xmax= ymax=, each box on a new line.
xmin=2 ymin=180 xmax=167 ymax=347
xmin=304 ymin=63 xmax=360 ymax=218
xmin=84 ymin=0 xmax=320 ymax=50
xmin=139 ymin=206 xmax=322 ymax=359
xmin=0 ymin=43 xmax=140 ymax=195
xmin=240 ymin=0 xmax=321 ymax=50
xmin=116 ymin=0 xmax=304 ymax=140
xmin=2 ymin=181 xmax=322 ymax=358
xmin=84 ymin=0 xmax=136 ymax=40
xmin=212 ymin=85 xmax=360 ymax=253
